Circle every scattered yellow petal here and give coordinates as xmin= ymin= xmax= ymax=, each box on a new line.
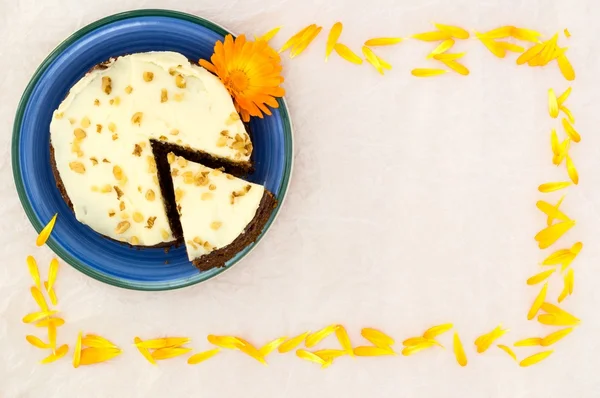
xmin=560 ymin=105 xmax=575 ymax=124
xmin=453 ymin=333 xmax=467 ymax=367
xmin=44 ymin=282 xmax=58 ymax=306
xmin=151 ymin=347 xmax=192 ymax=360
xmin=411 ymin=68 xmax=446 ymax=77
xmin=536 ymin=34 xmax=559 ymax=66
xmin=428 ymin=39 xmax=455 ymax=58
xmin=555 ymin=138 xmax=571 ymax=165
xmin=496 ymin=42 xmax=525 ymax=53
xmin=73 ymin=331 xmax=82 ymax=368
xmin=364 ymin=37 xmax=403 ymax=46
xmin=474 ymin=325 xmax=508 ymax=353
xmin=440 ymin=59 xmax=469 ymax=76
xmin=234 ymin=338 xmax=267 ymax=365
xmin=558 ymin=285 xmax=569 ymax=303
xmin=354 ymin=346 xmax=395 ymax=356
xmin=564 ymin=28 xmax=571 ymax=38
xmin=433 ymin=52 xmax=466 ymax=61
xmin=566 ymin=268 xmax=575 ymax=295
xmin=402 ymin=336 xmax=431 ymax=346
xmin=527 ymin=283 xmax=548 ymax=320
xmin=538 ymin=313 xmax=579 ymax=326
xmin=333 ymin=43 xmax=363 ymax=64
xmin=538 ymin=181 xmax=571 ymax=193
xmin=548 ymin=88 xmax=559 ymax=118
xmin=482 ymin=26 xmax=514 ymax=39
xmin=278 ymin=331 xmax=310 ymax=353
xmin=557 ymin=87 xmax=572 ymax=105
xmin=134 ymin=337 xmax=156 ymax=365
xmin=497 ymin=344 xmax=517 ymax=361
xmin=534 ymin=221 xmax=575 ymax=249
xmin=362 ymin=46 xmax=384 ymax=74
xmin=434 ymin=23 xmax=469 ymax=40
xmin=279 ymin=24 xmax=315 ymax=53
xmin=557 ymin=55 xmax=575 ymax=81
xmin=80 ymin=347 xmax=122 ymax=365
xmin=478 ymin=37 xmax=507 ymax=58
xmin=26 ymin=335 xmax=50 ymax=349
xmin=22 ymin=310 xmax=58 ymax=324
xmin=519 ymin=350 xmax=553 ymax=367
xmin=542 ymin=248 xmax=573 ymax=266
xmin=82 ymin=334 xmax=118 ymax=349
xmin=402 ymin=341 xmax=436 ymax=356
xmin=26 ymin=255 xmax=41 ymax=290
xmin=41 ymin=344 xmax=68 ymax=364
xmin=526 ymin=269 xmax=555 ymax=285
xmin=296 ymin=349 xmax=326 ymax=365
xmin=566 ymin=156 xmax=579 ymax=185
xmin=511 ymin=27 xmax=542 ymax=43
xmin=136 ymin=337 xmax=191 ymax=349
xmin=259 ymin=337 xmax=287 ymax=356
xmin=48 ymin=322 xmax=57 ymax=351
xmin=313 ymin=349 xmax=347 ymax=361
xmin=377 ymin=55 xmax=392 ymax=70
xmin=562 ymin=118 xmax=580 ymax=143
xmin=36 ymin=213 xmax=57 ymax=246
xmin=257 ymin=26 xmax=281 ymax=43
xmin=423 ymin=323 xmax=453 ymax=339
xmin=550 ymin=128 xmax=559 ymax=156
xmin=325 ymin=22 xmax=343 ymax=61
xmin=541 ymin=328 xmax=573 ymax=347
xmin=536 ymin=198 xmax=571 ymax=226
xmin=207 ymin=335 xmax=245 ymax=349
xmin=30 ymin=286 xmax=48 ymax=312
xmin=412 ymin=31 xmax=451 ymax=41
xmin=47 ymin=258 xmax=59 ymax=292
xmin=188 ymin=348 xmax=221 ymax=365
xmin=361 ymin=328 xmax=395 ymax=348
xmin=514 ymin=337 xmax=542 ymax=347
xmin=516 ymin=44 xmax=544 ymax=65
xmin=335 ymin=325 xmax=354 ymax=356
xmin=290 ymin=25 xmax=322 ymax=58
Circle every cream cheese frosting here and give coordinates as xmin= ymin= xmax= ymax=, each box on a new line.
xmin=169 ymin=153 xmax=264 ymax=261
xmin=50 ymin=51 xmax=253 ymax=246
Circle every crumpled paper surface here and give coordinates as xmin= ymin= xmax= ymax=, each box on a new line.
xmin=2 ymin=0 xmax=600 ymax=397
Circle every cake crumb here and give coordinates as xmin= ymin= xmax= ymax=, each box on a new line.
xmin=90 ymin=157 xmax=98 ymax=165
xmin=125 ymin=85 xmax=133 ymax=94
xmin=143 ymin=71 xmax=154 ymax=82
xmin=69 ymin=161 xmax=85 ymax=174
xmin=145 ymin=216 xmax=157 ymax=229
xmin=161 ymin=89 xmax=168 ymax=103
xmin=102 ymin=76 xmax=112 ymax=94
xmin=145 ymin=189 xmax=156 ymax=201
xmin=115 ymin=221 xmax=130 ymax=234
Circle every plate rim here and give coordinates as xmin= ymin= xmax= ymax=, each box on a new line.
xmin=12 ymin=9 xmax=294 ymax=291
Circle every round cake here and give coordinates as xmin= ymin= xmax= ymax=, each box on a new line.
xmin=49 ymin=51 xmax=276 ymax=269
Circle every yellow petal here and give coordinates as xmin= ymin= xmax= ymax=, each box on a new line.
xmin=377 ymin=55 xmax=392 ymax=70
xmin=514 ymin=337 xmax=542 ymax=347
xmin=411 ymin=68 xmax=446 ymax=77
xmin=333 ymin=43 xmax=363 ymax=64
xmin=313 ymin=349 xmax=347 ymax=361
xmin=537 ymin=34 xmax=559 ymax=66
xmin=516 ymin=44 xmax=544 ymax=65
xmin=411 ymin=31 xmax=451 ymax=41
xmin=497 ymin=344 xmax=517 ymax=361
xmin=538 ymin=181 xmax=572 ymax=193
xmin=354 ymin=346 xmax=395 ymax=356
xmin=82 ymin=334 xmax=118 ymax=349
xmin=30 ymin=286 xmax=48 ymax=313
xmin=44 ymin=282 xmax=58 ymax=306
xmin=361 ymin=327 xmax=395 ymax=348
xmin=73 ymin=331 xmax=82 ymax=368
xmin=80 ymin=347 xmax=122 ymax=365
xmin=566 ymin=156 xmax=579 ymax=185
xmin=541 ymin=248 xmax=573 ymax=266
xmin=257 ymin=26 xmax=281 ymax=43
xmin=557 ymin=87 xmax=572 ymax=105
xmin=134 ymin=337 xmax=156 ymax=365
xmin=362 ymin=46 xmax=384 ymax=75
xmin=279 ymin=24 xmax=315 ymax=53
xmin=137 ymin=337 xmax=191 ymax=349
xmin=496 ymin=41 xmax=525 ymax=53
xmin=296 ymin=349 xmax=326 ymax=365
xmin=440 ymin=59 xmax=469 ymax=76
xmin=478 ymin=37 xmax=506 ymax=58
xmin=402 ymin=342 xmax=436 ymax=356
xmin=423 ymin=323 xmax=453 ymax=339
xmin=325 ymin=22 xmax=343 ymax=61
xmin=550 ymin=128 xmax=559 ymax=156
xmin=557 ymin=55 xmax=575 ymax=81
xmin=41 ymin=344 xmax=68 ymax=364
xmin=566 ymin=268 xmax=575 ymax=295
xmin=560 ymin=105 xmax=575 ymax=124
xmin=278 ymin=331 xmax=310 ymax=353
xmin=26 ymin=255 xmax=41 ymax=290
xmin=433 ymin=52 xmax=466 ymax=61
xmin=536 ymin=198 xmax=571 ymax=226
xmin=26 ymin=335 xmax=50 ymax=349
xmin=22 ymin=310 xmax=57 ymax=324
xmin=259 ymin=337 xmax=287 ymax=356
xmin=548 ymin=88 xmax=559 ymax=118
xmin=474 ymin=325 xmax=508 ymax=353
xmin=188 ymin=348 xmax=220 ymax=365
xmin=151 ymin=347 xmax=192 ymax=360
xmin=534 ymin=221 xmax=575 ymax=249
xmin=519 ymin=350 xmax=553 ymax=367
xmin=427 ymin=39 xmax=455 ymax=58
xmin=290 ymin=26 xmax=322 ymax=58
xmin=538 ymin=313 xmax=579 ymax=326
xmin=555 ymin=138 xmax=571 ymax=165
xmin=48 ymin=323 xmax=57 ymax=351
xmin=511 ymin=27 xmax=543 ymax=43
xmin=562 ymin=118 xmax=580 ymax=143
xmin=335 ymin=325 xmax=354 ymax=356
xmin=541 ymin=328 xmax=573 ymax=346
xmin=402 ymin=336 xmax=430 ymax=346
xmin=481 ymin=26 xmax=514 ymax=39
xmin=453 ymin=333 xmax=467 ymax=367
xmin=434 ymin=23 xmax=470 ymax=39
xmin=526 ymin=269 xmax=555 ymax=285
xmin=47 ymin=258 xmax=59 ymax=292
xmin=527 ymin=282 xmax=548 ymax=320
xmin=234 ymin=338 xmax=267 ymax=365
xmin=36 ymin=213 xmax=58 ymax=246
xmin=207 ymin=335 xmax=244 ymax=349
xmin=564 ymin=28 xmax=571 ymax=38
xmin=364 ymin=37 xmax=403 ymax=46
xmin=558 ymin=284 xmax=569 ymax=303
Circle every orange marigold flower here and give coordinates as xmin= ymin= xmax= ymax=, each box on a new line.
xmin=199 ymin=34 xmax=285 ymax=122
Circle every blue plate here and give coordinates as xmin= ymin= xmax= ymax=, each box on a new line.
xmin=12 ymin=10 xmax=293 ymax=291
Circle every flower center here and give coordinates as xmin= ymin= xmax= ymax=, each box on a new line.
xmin=228 ymin=70 xmax=250 ymax=94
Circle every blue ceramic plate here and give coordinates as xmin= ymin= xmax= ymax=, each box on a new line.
xmin=12 ymin=10 xmax=293 ymax=291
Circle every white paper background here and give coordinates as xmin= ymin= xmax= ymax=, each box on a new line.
xmin=2 ymin=0 xmax=600 ymax=397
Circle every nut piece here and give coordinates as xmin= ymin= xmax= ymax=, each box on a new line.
xmin=55 ymin=112 xmax=64 ymax=119
xmin=226 ymin=112 xmax=240 ymax=125
xmin=216 ymin=136 xmax=228 ymax=147
xmin=69 ymin=161 xmax=85 ymax=174
xmin=147 ymin=156 xmax=157 ymax=173
xmin=125 ymin=85 xmax=133 ymax=94
xmin=201 ymin=192 xmax=213 ymax=201
xmin=170 ymin=129 xmax=179 ymax=136
xmin=120 ymin=212 xmax=129 ymax=220
xmin=74 ymin=128 xmax=86 ymax=139
xmin=175 ymin=188 xmax=185 ymax=202
xmin=161 ymin=89 xmax=168 ymax=103
xmin=130 ymin=236 xmax=140 ymax=245
xmin=146 ymin=216 xmax=157 ymax=229
xmin=173 ymin=93 xmax=184 ymax=102
xmin=145 ymin=189 xmax=156 ymax=201
xmin=171 ymin=169 xmax=179 ymax=177
xmin=119 ymin=201 xmax=126 ymax=211
xmin=115 ymin=221 xmax=130 ymax=234
xmin=167 ymin=153 xmax=176 ymax=164
xmin=114 ymin=186 xmax=124 ymax=199
xmin=175 ymin=74 xmax=186 ymax=88
xmin=212 ymin=169 xmax=223 ymax=176
xmin=131 ymin=112 xmax=143 ymax=125
xmin=90 ymin=157 xmax=99 ymax=166
xmin=210 ymin=221 xmax=222 ymax=230
xmin=81 ymin=117 xmax=91 ymax=128
xmin=159 ymin=135 xmax=168 ymax=141
xmin=209 ymin=184 xmax=216 ymax=191
xmin=113 ymin=96 xmax=121 ymax=106
xmin=143 ymin=71 xmax=154 ymax=82
xmin=108 ymin=122 xmax=117 ymax=133
xmin=112 ymin=134 xmax=119 ymax=141
xmin=96 ymin=124 xmax=103 ymax=133
xmin=101 ymin=76 xmax=112 ymax=94
xmin=161 ymin=229 xmax=170 ymax=240
xmin=133 ymin=212 xmax=144 ymax=223
xmin=108 ymin=210 xmax=116 ymax=217
xmin=101 ymin=184 xmax=112 ymax=193
xmin=177 ymin=157 xmax=188 ymax=168
xmin=133 ymin=144 xmax=142 ymax=156
xmin=113 ymin=165 xmax=124 ymax=180
xmin=94 ymin=99 xmax=100 ymax=106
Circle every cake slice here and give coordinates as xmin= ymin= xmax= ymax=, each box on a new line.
xmin=167 ymin=153 xmax=276 ymax=270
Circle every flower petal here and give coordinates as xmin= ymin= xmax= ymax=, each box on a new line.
xmin=527 ymin=283 xmax=548 ymax=320
xmin=259 ymin=337 xmax=287 ymax=356
xmin=47 ymin=258 xmax=59 ymax=293
xmin=325 ymin=22 xmax=343 ymax=61
xmin=188 ymin=348 xmax=220 ymax=365
xmin=427 ymin=39 xmax=455 ymax=58
xmin=73 ymin=331 xmax=82 ymax=368
xmin=364 ymin=37 xmax=403 ymax=46
xmin=534 ymin=221 xmax=575 ymax=249
xmin=453 ymin=333 xmax=467 ymax=366
xmin=411 ymin=68 xmax=446 ymax=77
xmin=362 ymin=46 xmax=384 ymax=74
xmin=519 ymin=351 xmax=553 ymax=367
xmin=26 ymin=255 xmax=41 ymax=290
xmin=354 ymin=346 xmax=395 ymax=356
xmin=497 ymin=344 xmax=517 ymax=361
xmin=440 ymin=59 xmax=469 ymax=76
xmin=151 ymin=347 xmax=192 ymax=360
xmin=361 ymin=328 xmax=395 ymax=348
xmin=538 ymin=182 xmax=572 ymax=193
xmin=548 ymin=88 xmax=559 ymax=118
xmin=514 ymin=337 xmax=542 ymax=347
xmin=136 ymin=337 xmax=191 ymax=349
xmin=80 ymin=347 xmax=122 ymax=365
xmin=557 ymin=55 xmax=575 ymax=81
xmin=41 ymin=344 xmax=68 ymax=364
xmin=411 ymin=31 xmax=451 ymax=41
xmin=562 ymin=118 xmax=581 ymax=142
xmin=30 ymin=286 xmax=48 ymax=313
xmin=516 ymin=44 xmax=544 ymax=65
xmin=333 ymin=43 xmax=363 ymax=64
xmin=296 ymin=349 xmax=326 ymax=365
xmin=335 ymin=325 xmax=354 ymax=356
xmin=36 ymin=213 xmax=57 ymax=247
xmin=541 ymin=328 xmax=573 ymax=346
xmin=278 ymin=331 xmax=310 ymax=353
xmin=423 ymin=323 xmax=453 ymax=339
xmin=526 ymin=269 xmax=555 ymax=285
xmin=257 ymin=26 xmax=281 ymax=43
xmin=26 ymin=335 xmax=50 ymax=349
xmin=434 ymin=23 xmax=470 ymax=39
xmin=134 ymin=337 xmax=156 ymax=365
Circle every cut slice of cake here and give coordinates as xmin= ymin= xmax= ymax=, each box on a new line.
xmin=167 ymin=153 xmax=277 ymax=270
